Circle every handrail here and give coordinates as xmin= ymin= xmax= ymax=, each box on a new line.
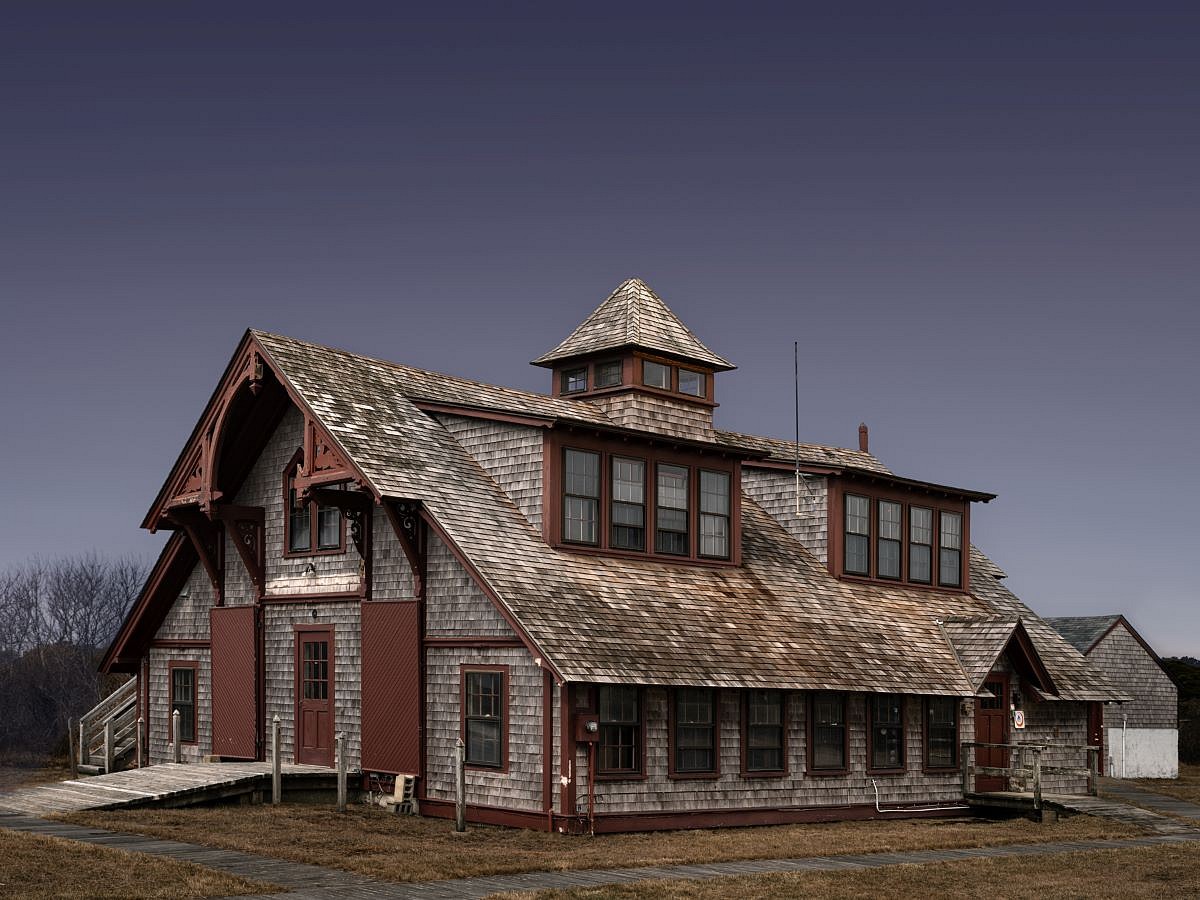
xmin=961 ymin=739 xmax=1102 ymax=808
xmin=78 ymin=678 xmax=139 ymax=771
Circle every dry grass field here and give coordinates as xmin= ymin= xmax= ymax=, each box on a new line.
xmin=0 ymin=829 xmax=276 ymax=899
xmin=64 ymin=805 xmax=1136 ymax=884
xmin=497 ymin=843 xmax=1200 ymax=900
xmin=1127 ymin=763 xmax=1200 ymax=804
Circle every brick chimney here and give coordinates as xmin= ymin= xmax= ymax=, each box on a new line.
xmin=858 ymin=423 xmax=869 ymax=453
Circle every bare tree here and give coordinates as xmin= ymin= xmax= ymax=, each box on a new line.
xmin=0 ymin=553 xmax=147 ymax=761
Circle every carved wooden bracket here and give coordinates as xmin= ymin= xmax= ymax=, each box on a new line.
xmin=295 ymin=417 xmax=358 ymax=498
xmin=212 ymin=505 xmax=265 ymax=598
xmin=384 ymin=500 xmax=425 ymax=598
xmin=168 ymin=507 xmax=224 ymax=602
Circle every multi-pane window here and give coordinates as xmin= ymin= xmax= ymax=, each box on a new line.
xmin=674 ymin=688 xmax=716 ymax=774
xmin=598 ymin=686 xmax=640 ymax=774
xmin=170 ymin=666 xmax=196 ymax=743
xmin=844 ymin=495 xmax=870 ymax=576
xmin=870 ymin=694 xmax=904 ymax=770
xmin=699 ymin=470 xmax=730 ymax=559
xmin=286 ymin=466 xmax=342 ymax=554
xmin=302 ymin=639 xmax=329 ymax=700
xmin=678 ymin=368 xmax=705 ymax=397
xmin=465 ymin=671 xmax=504 ymax=768
xmin=925 ymin=696 xmax=958 ymax=768
xmin=745 ymin=690 xmax=784 ymax=772
xmin=288 ymin=484 xmax=312 ymax=552
xmin=595 ymin=360 xmax=623 ymax=388
xmin=811 ymin=692 xmax=846 ymax=770
xmin=656 ymin=464 xmax=690 ymax=555
xmin=643 ymin=360 xmax=671 ymax=389
xmin=611 ymin=457 xmax=646 ymax=551
xmin=877 ymin=501 xmax=901 ymax=580
xmin=909 ymin=507 xmax=933 ymax=584
xmin=939 ymin=512 xmax=962 ymax=587
xmin=561 ymin=367 xmax=588 ymax=393
xmin=563 ymin=449 xmax=600 ymax=545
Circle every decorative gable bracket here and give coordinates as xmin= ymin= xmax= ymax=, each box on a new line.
xmin=384 ymin=499 xmax=426 ymax=598
xmin=167 ymin=507 xmax=224 ymax=602
xmin=295 ymin=416 xmax=362 ymax=498
xmin=212 ymin=504 xmax=266 ymax=598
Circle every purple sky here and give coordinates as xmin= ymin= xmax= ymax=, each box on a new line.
xmin=3 ymin=3 xmax=1198 ymax=656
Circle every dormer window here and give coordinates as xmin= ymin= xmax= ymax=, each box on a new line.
xmin=832 ymin=483 xmax=968 ymax=590
xmin=678 ymin=369 xmax=705 ymax=397
xmin=562 ymin=367 xmax=588 ymax=394
xmin=284 ymin=451 xmax=345 ymax=556
xmin=548 ymin=433 xmax=739 ymax=565
xmin=643 ymin=360 xmax=671 ymax=390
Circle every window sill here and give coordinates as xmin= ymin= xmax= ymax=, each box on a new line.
xmin=866 ymin=767 xmax=907 ymax=776
xmin=836 ymin=573 xmax=966 ymax=594
xmin=595 ymin=772 xmax=648 ymax=783
xmin=740 ymin=770 xmax=789 ymax=779
xmin=667 ymin=771 xmax=721 ymax=781
xmin=282 ymin=545 xmax=347 ymax=560
xmin=806 ymin=768 xmax=851 ymax=777
xmin=551 ymin=542 xmax=739 ymax=568
xmin=923 ymin=765 xmax=960 ymax=775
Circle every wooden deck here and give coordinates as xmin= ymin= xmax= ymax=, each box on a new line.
xmin=0 ymin=762 xmax=340 ymax=816
xmin=966 ymin=791 xmax=1198 ymax=834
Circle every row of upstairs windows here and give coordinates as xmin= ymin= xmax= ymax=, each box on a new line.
xmin=561 ymin=447 xmax=733 ymax=561
xmin=839 ymin=489 xmax=966 ymax=589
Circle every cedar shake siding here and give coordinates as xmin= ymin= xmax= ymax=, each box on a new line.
xmin=741 ymin=468 xmax=828 ymax=563
xmin=425 ymin=532 xmax=515 ymax=639
xmin=147 ymin=647 xmax=211 ymax=763
xmin=1089 ymin=626 xmax=1177 ymax=730
xmin=156 ymin=564 xmax=214 ymax=640
xmin=435 ymin=414 xmax=544 ymax=532
xmin=580 ymin=690 xmax=963 ymax=816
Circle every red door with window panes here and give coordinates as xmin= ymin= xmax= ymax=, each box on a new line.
xmin=974 ymin=674 xmax=1009 ymax=792
xmin=295 ymin=628 xmax=334 ymax=767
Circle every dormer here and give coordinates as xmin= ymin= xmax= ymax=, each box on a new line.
xmin=532 ymin=278 xmax=735 ymax=434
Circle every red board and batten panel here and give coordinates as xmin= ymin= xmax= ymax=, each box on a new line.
xmin=361 ymin=601 xmax=421 ymax=774
xmin=210 ymin=606 xmax=258 ymax=759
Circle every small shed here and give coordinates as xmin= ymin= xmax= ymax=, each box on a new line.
xmin=1047 ymin=615 xmax=1178 ymax=778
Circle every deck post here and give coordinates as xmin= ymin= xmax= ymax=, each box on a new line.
xmin=1089 ymin=745 xmax=1100 ymax=797
xmin=172 ymin=710 xmax=182 ymax=763
xmin=104 ymin=718 xmax=115 ymax=774
xmin=136 ymin=716 xmax=145 ymax=769
xmin=336 ymin=731 xmax=347 ymax=813
xmin=454 ymin=737 xmax=466 ymax=832
xmin=79 ymin=719 xmax=87 ymax=768
xmin=960 ymin=742 xmax=970 ymax=795
xmin=1031 ymin=746 xmax=1042 ymax=813
xmin=271 ymin=715 xmax=281 ymax=805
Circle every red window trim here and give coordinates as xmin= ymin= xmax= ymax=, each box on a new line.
xmin=591 ymin=684 xmax=648 ymax=782
xmin=460 ymin=665 xmax=510 ymax=774
xmin=545 ymin=431 xmax=741 ymax=566
xmin=167 ymin=660 xmax=199 ymax=746
xmin=549 ymin=353 xmax=717 ymax=407
xmin=806 ymin=691 xmax=850 ymax=776
xmin=866 ymin=693 xmax=907 ymax=775
xmin=667 ymin=687 xmax=721 ymax=780
xmin=828 ymin=479 xmax=970 ymax=593
xmin=740 ymin=690 xmax=789 ymax=778
xmin=922 ymin=695 xmax=962 ymax=774
xmin=282 ymin=448 xmax=347 ymax=559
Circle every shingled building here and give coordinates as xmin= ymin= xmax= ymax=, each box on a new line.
xmin=102 ymin=278 xmax=1126 ymax=830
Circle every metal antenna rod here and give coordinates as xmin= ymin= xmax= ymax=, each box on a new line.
xmin=794 ymin=341 xmax=801 ymax=515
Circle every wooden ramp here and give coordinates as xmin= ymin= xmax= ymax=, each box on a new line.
xmin=0 ymin=762 xmax=338 ymax=816
xmin=967 ymin=791 xmax=1198 ymax=835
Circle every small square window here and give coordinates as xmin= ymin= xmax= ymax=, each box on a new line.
xmin=561 ymin=368 xmax=588 ymax=393
xmin=595 ymin=361 xmax=623 ymax=388
xmin=678 ymin=369 xmax=705 ymax=397
xmin=642 ymin=360 xmax=671 ymax=390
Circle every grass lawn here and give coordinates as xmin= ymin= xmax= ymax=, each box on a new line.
xmin=496 ymin=843 xmax=1200 ymax=900
xmin=1126 ymin=763 xmax=1200 ymax=804
xmin=0 ymin=828 xmax=276 ymax=899
xmin=64 ymin=805 xmax=1137 ymax=884
xmin=0 ymin=762 xmax=74 ymax=792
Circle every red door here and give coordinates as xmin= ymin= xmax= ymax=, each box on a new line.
xmin=1087 ymin=701 xmax=1105 ymax=775
xmin=210 ymin=606 xmax=258 ymax=759
xmin=295 ymin=628 xmax=334 ymax=767
xmin=974 ymin=675 xmax=1008 ymax=792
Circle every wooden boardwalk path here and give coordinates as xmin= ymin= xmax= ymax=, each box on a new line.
xmin=967 ymin=790 xmax=1198 ymax=835
xmin=0 ymin=762 xmax=337 ymax=815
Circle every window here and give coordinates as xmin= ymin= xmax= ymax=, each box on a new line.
xmin=877 ymin=501 xmax=901 ymax=580
xmin=925 ymin=696 xmax=958 ymax=769
xmin=561 ymin=367 xmax=588 ymax=394
xmin=909 ymin=507 xmax=933 ymax=584
xmin=611 ymin=457 xmax=645 ymax=551
xmin=643 ymin=360 xmax=671 ymax=390
xmin=939 ymin=512 xmax=962 ymax=587
xmin=598 ymin=686 xmax=640 ymax=774
xmin=673 ymin=688 xmax=717 ymax=774
xmin=678 ymin=368 xmax=705 ymax=397
xmin=563 ymin=449 xmax=600 ymax=544
xmin=810 ymin=692 xmax=846 ymax=770
xmin=744 ymin=690 xmax=785 ymax=773
xmin=284 ymin=454 xmax=343 ymax=555
xmin=844 ymin=494 xmax=870 ymax=576
xmin=656 ymin=464 xmax=690 ymax=555
xmin=464 ymin=670 xmax=505 ymax=768
xmin=699 ymin=471 xmax=730 ymax=559
xmin=170 ymin=664 xmax=196 ymax=744
xmin=595 ymin=360 xmax=623 ymax=388
xmin=869 ymin=694 xmax=904 ymax=770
